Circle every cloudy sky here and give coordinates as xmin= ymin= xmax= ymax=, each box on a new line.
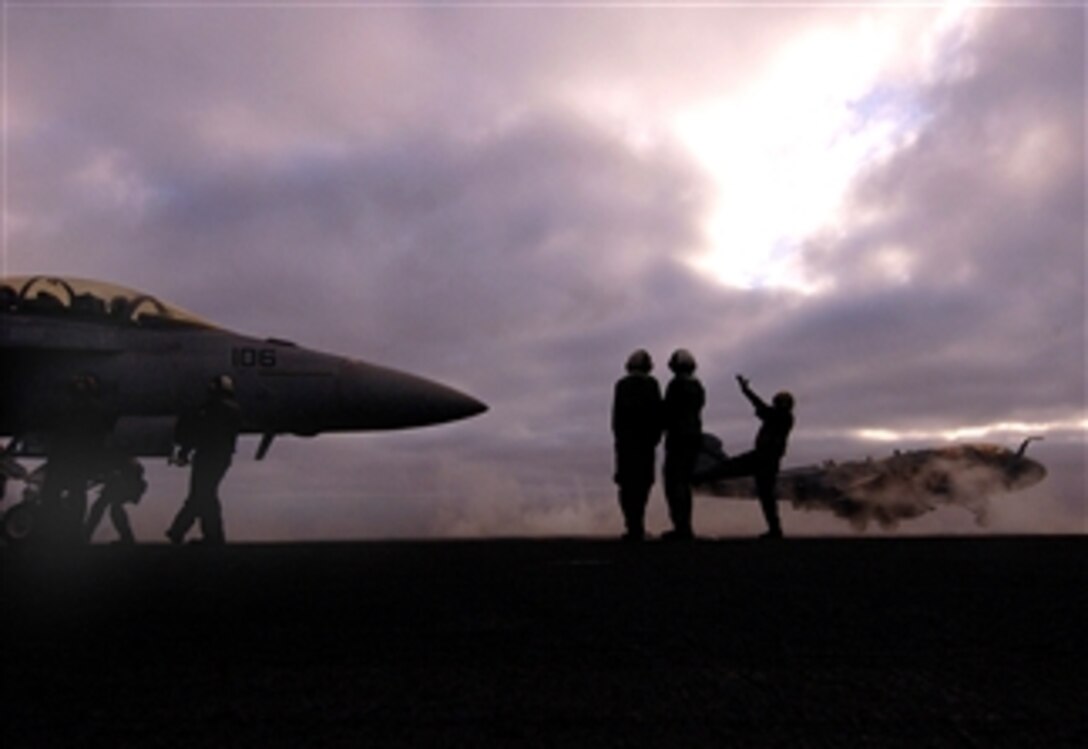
xmin=3 ymin=1 xmax=1085 ymax=539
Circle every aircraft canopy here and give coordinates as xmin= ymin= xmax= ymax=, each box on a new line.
xmin=0 ymin=276 xmax=215 ymax=330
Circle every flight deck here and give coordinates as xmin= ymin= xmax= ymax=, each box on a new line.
xmin=3 ymin=536 xmax=1084 ymax=747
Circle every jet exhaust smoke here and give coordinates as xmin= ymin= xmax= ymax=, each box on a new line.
xmin=791 ymin=458 xmax=1001 ymax=531
xmin=693 ymin=437 xmax=1047 ymax=531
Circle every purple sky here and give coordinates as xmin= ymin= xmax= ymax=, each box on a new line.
xmin=3 ymin=2 xmax=1084 ymax=539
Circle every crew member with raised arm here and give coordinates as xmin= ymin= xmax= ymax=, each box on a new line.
xmin=732 ymin=375 xmax=795 ymax=539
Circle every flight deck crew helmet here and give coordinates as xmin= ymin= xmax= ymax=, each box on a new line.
xmin=668 ymin=349 xmax=697 ymax=375
xmin=209 ymin=374 xmax=235 ymax=396
xmin=625 ymin=349 xmax=653 ymax=374
xmin=773 ymin=391 xmax=795 ymax=411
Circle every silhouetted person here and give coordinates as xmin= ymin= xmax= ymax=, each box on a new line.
xmin=662 ymin=349 xmax=704 ymax=540
xmin=166 ymin=375 xmax=242 ymax=546
xmin=85 ymin=453 xmax=146 ymax=545
xmin=40 ymin=374 xmax=114 ymax=543
xmin=611 ymin=349 xmax=663 ymax=541
xmin=728 ymin=375 xmax=795 ymax=539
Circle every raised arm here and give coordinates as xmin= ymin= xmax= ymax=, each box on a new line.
xmin=736 ymin=374 xmax=768 ymax=412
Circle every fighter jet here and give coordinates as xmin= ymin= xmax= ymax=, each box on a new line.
xmin=693 ymin=434 xmax=1047 ymax=528
xmin=0 ymin=275 xmax=487 ymax=512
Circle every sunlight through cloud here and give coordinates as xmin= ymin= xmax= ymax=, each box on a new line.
xmin=673 ymin=8 xmax=973 ymax=293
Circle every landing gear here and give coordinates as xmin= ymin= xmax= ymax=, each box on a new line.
xmin=0 ymin=463 xmax=70 ymax=546
xmin=1 ymin=500 xmax=37 ymax=545
xmin=1 ymin=463 xmax=44 ymax=545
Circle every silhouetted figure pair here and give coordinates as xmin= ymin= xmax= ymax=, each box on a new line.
xmin=612 ymin=348 xmax=705 ymax=541
xmin=166 ymin=375 xmax=242 ymax=546
xmin=611 ymin=350 xmax=663 ymax=541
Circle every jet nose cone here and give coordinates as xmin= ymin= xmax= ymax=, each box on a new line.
xmin=337 ymin=361 xmax=487 ymax=430
xmin=430 ymin=386 xmax=489 ymax=424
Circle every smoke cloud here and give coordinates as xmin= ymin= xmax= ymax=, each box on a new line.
xmin=696 ymin=444 xmax=1049 ymax=532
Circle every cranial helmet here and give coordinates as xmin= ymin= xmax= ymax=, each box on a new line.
xmin=773 ymin=391 xmax=795 ymax=411
xmin=625 ymin=349 xmax=653 ymax=374
xmin=668 ymin=349 xmax=697 ymax=374
xmin=210 ymin=374 xmax=235 ymax=395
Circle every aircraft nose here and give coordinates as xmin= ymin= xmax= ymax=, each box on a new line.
xmin=1014 ymin=458 xmax=1047 ymax=489
xmin=336 ymin=360 xmax=487 ymax=430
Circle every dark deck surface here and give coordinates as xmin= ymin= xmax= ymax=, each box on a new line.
xmin=3 ymin=536 xmax=1086 ymax=747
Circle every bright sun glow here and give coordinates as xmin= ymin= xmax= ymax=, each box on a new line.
xmin=672 ymin=7 xmax=974 ymax=293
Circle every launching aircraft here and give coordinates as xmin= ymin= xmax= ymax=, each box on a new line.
xmin=692 ymin=435 xmax=1047 ymax=528
xmin=0 ymin=275 xmax=487 ymax=508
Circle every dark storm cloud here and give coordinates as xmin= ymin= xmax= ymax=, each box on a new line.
xmin=124 ymin=109 xmax=715 ymax=393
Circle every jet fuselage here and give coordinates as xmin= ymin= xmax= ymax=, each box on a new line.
xmin=1 ymin=276 xmax=486 ymax=457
